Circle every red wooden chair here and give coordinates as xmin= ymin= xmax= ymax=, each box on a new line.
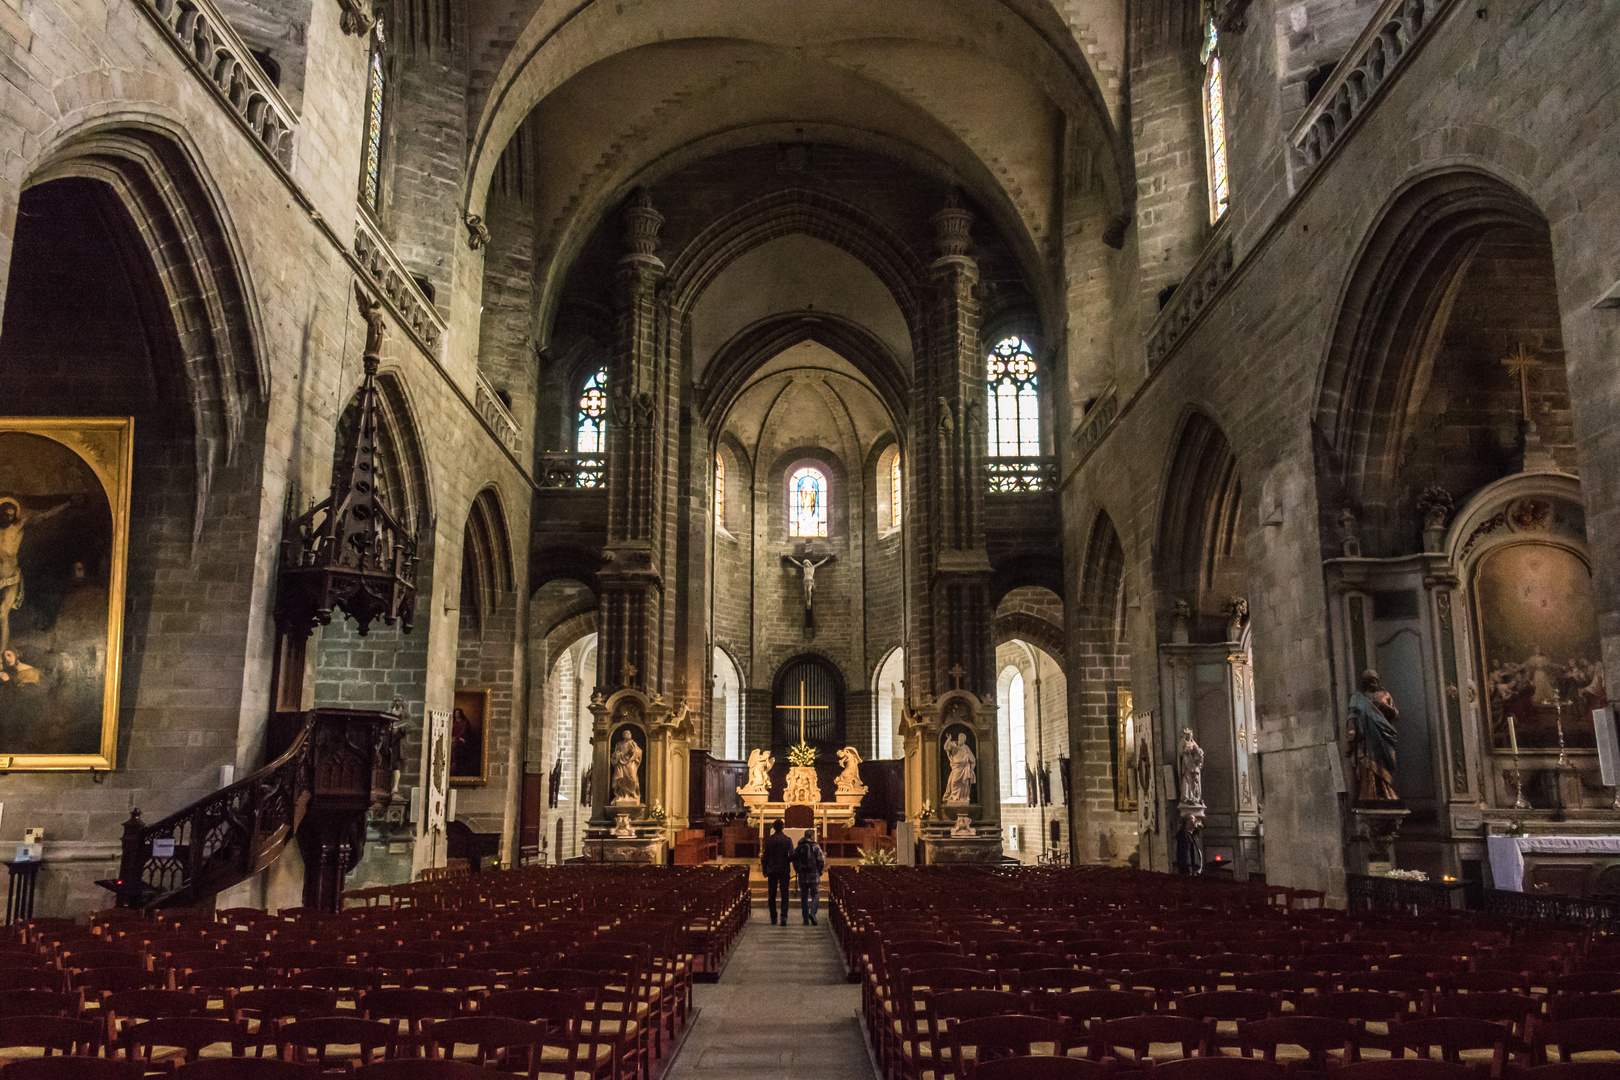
xmin=1332 ymin=1062 xmax=1474 ymax=1080
xmin=173 ymin=1059 xmax=317 ymax=1079
xmin=0 ymin=969 xmax=68 ymax=992
xmin=352 ymin=1062 xmax=493 ymax=1079
xmin=1344 ymin=970 xmax=1432 ymax=997
xmin=1149 ymin=1059 xmax=1290 ymax=1080
xmin=1526 ymin=1017 xmax=1620 ymax=1066
xmin=1387 ymin=1015 xmax=1514 ymax=1066
xmin=482 ymin=989 xmax=617 ymax=1080
xmin=971 ymin=1057 xmax=1108 ymax=1080
xmin=1019 ymin=970 xmax=1112 ymax=994
xmin=0 ymin=990 xmax=82 ymax=1019
xmin=1426 ymin=990 xmax=1540 ymax=1033
xmin=948 ymin=1014 xmax=1067 ymax=1079
xmin=1554 ymin=973 xmax=1620 ymax=995
xmin=422 ymin=1015 xmax=547 ymax=1075
xmin=917 ymin=991 xmax=1027 ymax=1080
xmin=278 ymin=1015 xmax=397 ymax=1072
xmin=231 ymin=987 xmax=339 ymax=1058
xmin=120 ymin=1016 xmax=247 ymax=1069
xmin=1091 ymin=1014 xmax=1213 ymax=1065
xmin=1237 ymin=1015 xmax=1362 ymax=1071
xmin=0 ymin=1059 xmax=146 ymax=1080
xmin=1552 ymin=997 xmax=1620 ymax=1024
xmin=0 ymin=1014 xmax=102 ymax=1057
xmin=361 ymin=988 xmax=463 ymax=1057
xmin=1520 ymin=1065 xmax=1620 ymax=1079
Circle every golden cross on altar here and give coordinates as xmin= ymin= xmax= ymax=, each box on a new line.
xmin=774 ymin=679 xmax=828 ymax=743
xmin=1501 ymin=343 xmax=1540 ymax=423
xmin=948 ymin=664 xmax=966 ymax=690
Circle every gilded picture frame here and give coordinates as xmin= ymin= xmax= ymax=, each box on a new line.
xmin=0 ymin=418 xmax=133 ymax=771
xmin=450 ymin=687 xmax=491 ymax=786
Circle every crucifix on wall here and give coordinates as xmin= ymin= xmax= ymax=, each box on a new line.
xmin=782 ymin=552 xmax=834 ymax=630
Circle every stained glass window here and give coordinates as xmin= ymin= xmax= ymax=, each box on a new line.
xmin=889 ymin=453 xmax=902 ymax=529
xmin=1203 ymin=17 xmax=1230 ymax=221
xmin=714 ymin=453 xmax=725 ymax=529
xmin=361 ymin=23 xmax=386 ymax=209
xmin=998 ymin=666 xmax=1027 ymax=802
xmin=577 ymin=367 xmax=607 ymax=454
xmin=789 ymin=466 xmax=827 ymax=537
xmin=986 ymin=336 xmax=1040 ymax=457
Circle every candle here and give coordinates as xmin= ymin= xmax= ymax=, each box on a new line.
xmin=1508 ymin=715 xmax=1520 ymax=755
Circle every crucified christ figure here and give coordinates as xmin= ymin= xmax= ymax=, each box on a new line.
xmin=783 ymin=553 xmax=833 ymax=627
xmin=0 ymin=496 xmax=72 ymax=656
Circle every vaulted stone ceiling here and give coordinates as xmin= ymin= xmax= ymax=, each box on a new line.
xmin=462 ymin=0 xmax=1129 ymax=330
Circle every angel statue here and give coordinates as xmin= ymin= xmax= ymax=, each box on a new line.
xmin=738 ymin=748 xmax=775 ymax=794
xmin=835 ymin=746 xmax=867 ymax=794
xmin=943 ymin=732 xmax=977 ymax=805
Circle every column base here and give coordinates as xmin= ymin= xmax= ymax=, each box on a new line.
xmin=584 ymin=822 xmax=667 ymax=864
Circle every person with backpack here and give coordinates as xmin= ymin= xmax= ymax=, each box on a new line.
xmin=792 ymin=829 xmax=827 ymax=925
xmin=760 ymin=819 xmax=794 ymax=926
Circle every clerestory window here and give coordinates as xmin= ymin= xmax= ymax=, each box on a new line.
xmin=986 ymin=336 xmax=1040 ymax=458
xmin=577 ymin=368 xmax=608 ymax=454
xmin=360 ymin=21 xmax=387 ymax=210
xmin=1202 ymin=15 xmax=1230 ymax=222
xmin=788 ymin=466 xmax=828 ymax=538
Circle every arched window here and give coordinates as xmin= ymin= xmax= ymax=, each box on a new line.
xmin=359 ymin=21 xmax=387 ymax=210
xmin=987 ymin=336 xmax=1040 ymax=457
xmin=788 ymin=466 xmax=828 ymax=537
xmin=577 ymin=368 xmax=607 ymax=453
xmin=997 ymin=666 xmax=1028 ymax=802
xmin=890 ymin=452 xmax=903 ymax=529
xmin=714 ymin=453 xmax=725 ymax=530
xmin=1202 ymin=15 xmax=1230 ymax=221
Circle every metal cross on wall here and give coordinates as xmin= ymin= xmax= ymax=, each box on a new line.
xmin=775 ymin=680 xmax=828 ymax=743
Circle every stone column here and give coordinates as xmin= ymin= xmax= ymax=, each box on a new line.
xmin=598 ymin=192 xmax=666 ymax=701
xmin=914 ymin=193 xmax=1001 ymax=862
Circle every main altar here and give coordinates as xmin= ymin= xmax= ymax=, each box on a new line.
xmin=735 ymin=679 xmax=868 ymax=832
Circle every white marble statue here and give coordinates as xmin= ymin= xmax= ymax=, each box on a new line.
xmin=943 ymin=731 xmax=977 ymax=805
xmin=739 ymin=748 xmax=775 ymax=794
xmin=611 ymin=728 xmax=643 ymax=803
xmin=835 ymin=746 xmax=866 ymax=794
xmin=1177 ymin=727 xmax=1205 ymax=809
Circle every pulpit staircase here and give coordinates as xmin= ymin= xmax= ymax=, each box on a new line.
xmin=104 ymin=708 xmax=404 ymax=913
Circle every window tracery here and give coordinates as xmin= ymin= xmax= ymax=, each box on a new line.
xmin=576 ymin=368 xmax=607 ymax=455
xmin=789 ymin=466 xmax=828 ymax=538
xmin=889 ymin=453 xmax=902 ymax=529
xmin=714 ymin=453 xmax=725 ymax=530
xmin=986 ymin=336 xmax=1040 ymax=458
xmin=360 ymin=22 xmax=386 ymax=210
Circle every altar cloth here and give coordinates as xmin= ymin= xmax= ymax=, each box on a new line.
xmin=1485 ymin=834 xmax=1620 ymax=892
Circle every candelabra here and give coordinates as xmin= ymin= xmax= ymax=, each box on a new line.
xmin=1512 ymin=744 xmax=1529 ymax=810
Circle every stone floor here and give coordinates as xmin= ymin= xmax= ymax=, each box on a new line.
xmin=665 ymin=903 xmax=875 ymax=1079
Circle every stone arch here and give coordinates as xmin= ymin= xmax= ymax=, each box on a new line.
xmin=1155 ymin=410 xmax=1245 ymax=642
xmin=994 ymin=585 xmax=1066 ymax=663
xmin=700 ymin=311 xmax=910 ymax=430
xmin=460 ymin=487 xmax=515 ymax=636
xmin=26 ymin=123 xmax=265 ymax=458
xmin=1314 ymin=168 xmax=1565 ymax=557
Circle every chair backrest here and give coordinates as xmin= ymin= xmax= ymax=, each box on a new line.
xmin=232 ymin=987 xmax=339 ymax=1025
xmin=123 ymin=1016 xmax=246 ymax=1062
xmin=1555 ymin=972 xmax=1620 ymax=994
xmin=1297 ymin=990 xmax=1408 ymax=1023
xmin=422 ymin=1015 xmax=548 ymax=1068
xmin=1332 ymin=1061 xmax=1474 ymax=1080
xmin=971 ymin=1057 xmax=1109 ymax=1080
xmin=1020 ymin=969 xmax=1111 ymax=993
xmin=0 ymin=1058 xmax=147 ymax=1080
xmin=1426 ymin=991 xmax=1539 ymax=1028
xmin=1528 ymin=1017 xmax=1620 ymax=1063
xmin=0 ymin=988 xmax=82 ymax=1018
xmin=279 ymin=1016 xmax=397 ymax=1067
xmin=1149 ymin=1059 xmax=1291 ymax=1080
xmin=1177 ymin=990 xmax=1274 ymax=1023
xmin=173 ymin=1059 xmax=316 ymax=1079
xmin=1045 ymin=989 xmax=1155 ymax=1025
xmin=353 ymin=1061 xmax=496 ymax=1079
xmin=1550 ymin=994 xmax=1620 ymax=1023
xmin=1522 ymin=1065 xmax=1620 ymax=1080
xmin=1343 ymin=970 xmax=1431 ymax=996
xmin=1238 ymin=1015 xmax=1361 ymax=1070
xmin=1389 ymin=1016 xmax=1512 ymax=1062
xmin=949 ymin=1014 xmax=1067 ymax=1077
xmin=0 ymin=1013 xmax=100 ymax=1055
xmin=1095 ymin=1014 xmax=1214 ymax=1062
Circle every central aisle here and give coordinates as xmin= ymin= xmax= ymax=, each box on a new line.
xmin=665 ymin=907 xmax=874 ymax=1079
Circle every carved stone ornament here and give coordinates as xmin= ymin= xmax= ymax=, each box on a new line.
xmin=1338 ymin=504 xmax=1363 ymax=558
xmin=931 ymin=189 xmax=975 ymax=258
xmin=738 ymin=749 xmax=775 ymax=795
xmin=337 ymin=0 xmax=378 ymax=36
xmin=622 ymin=189 xmax=664 ymax=259
xmin=783 ymin=765 xmax=821 ymax=805
xmin=464 ymin=213 xmax=492 ymax=251
xmin=1177 ymin=727 xmax=1205 ymax=811
xmin=951 ymin=814 xmax=975 ymax=837
xmin=612 ymin=813 xmax=635 ymax=838
xmin=1418 ymin=485 xmax=1453 ymax=552
xmin=835 ymin=746 xmax=867 ymax=795
xmin=1223 ymin=597 xmax=1248 ymax=643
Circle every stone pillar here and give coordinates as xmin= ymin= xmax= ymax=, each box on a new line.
xmin=913 ymin=193 xmax=1001 ymax=862
xmin=598 ymin=192 xmax=666 ymax=702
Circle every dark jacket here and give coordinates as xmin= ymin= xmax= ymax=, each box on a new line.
xmin=761 ymin=831 xmax=794 ymax=876
xmin=792 ymin=836 xmax=826 ymax=879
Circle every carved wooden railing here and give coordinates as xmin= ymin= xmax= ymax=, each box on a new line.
xmin=354 ymin=208 xmax=445 ymax=352
xmin=476 ymin=371 xmax=521 ymax=452
xmin=986 ymin=456 xmax=1058 ymax=493
xmin=1289 ymin=0 xmax=1458 ymax=183
xmin=109 ymin=708 xmax=403 ymax=911
xmin=538 ymin=452 xmax=606 ymax=489
xmin=135 ymin=0 xmax=298 ymax=169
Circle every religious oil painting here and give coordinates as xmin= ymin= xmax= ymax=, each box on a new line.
xmin=450 ymin=688 xmax=490 ymax=785
xmin=1114 ymin=685 xmax=1138 ymax=812
xmin=1475 ymin=542 xmax=1604 ymax=750
xmin=0 ymin=419 xmax=132 ymax=770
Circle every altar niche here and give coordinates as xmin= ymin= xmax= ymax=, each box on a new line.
xmin=772 ymin=655 xmax=844 ymax=753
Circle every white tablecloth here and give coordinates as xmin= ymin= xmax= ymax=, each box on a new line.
xmin=1485 ymin=834 xmax=1620 ymax=891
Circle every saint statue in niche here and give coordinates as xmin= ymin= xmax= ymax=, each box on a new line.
xmin=1346 ymin=669 xmax=1399 ymax=802
xmin=1177 ymin=727 xmax=1205 ymax=809
xmin=943 ymin=730 xmax=977 ymax=805
xmin=610 ymin=727 xmax=643 ymax=804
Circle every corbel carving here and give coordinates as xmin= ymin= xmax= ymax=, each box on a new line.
xmin=337 ymin=0 xmax=377 ymax=37
xmin=465 ymin=213 xmax=492 ymax=251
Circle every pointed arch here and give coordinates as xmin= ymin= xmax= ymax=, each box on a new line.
xmin=461 ymin=486 xmax=516 ymax=637
xmin=26 ymin=123 xmax=266 ymax=459
xmin=337 ymin=369 xmax=433 ymax=538
xmin=1156 ymin=411 xmax=1244 ymax=641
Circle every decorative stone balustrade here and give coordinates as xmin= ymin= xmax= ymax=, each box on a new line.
xmin=476 ymin=372 xmax=521 ymax=452
xmin=354 ymin=209 xmax=445 ymax=351
xmin=1073 ymin=388 xmax=1118 ymax=465
xmin=986 ymin=456 xmax=1058 ymax=494
xmin=137 ymin=0 xmax=297 ymax=169
xmin=538 ymin=453 xmax=606 ymax=489
xmin=1147 ymin=226 xmax=1235 ymax=368
xmin=1290 ymin=0 xmax=1456 ymax=183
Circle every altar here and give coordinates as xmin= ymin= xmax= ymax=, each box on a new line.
xmin=1486 ymin=833 xmax=1620 ymax=893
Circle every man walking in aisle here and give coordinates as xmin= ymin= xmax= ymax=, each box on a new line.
xmin=793 ymin=828 xmax=826 ymax=925
xmin=761 ymin=819 xmax=794 ymax=926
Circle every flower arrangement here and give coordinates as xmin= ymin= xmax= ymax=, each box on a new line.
xmin=918 ymin=800 xmax=935 ymax=823
xmin=788 ymin=741 xmax=818 ymax=768
xmin=645 ymin=801 xmax=668 ymax=825
xmin=858 ymin=845 xmax=896 ymax=867
xmin=1503 ymin=815 xmax=1527 ymax=837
